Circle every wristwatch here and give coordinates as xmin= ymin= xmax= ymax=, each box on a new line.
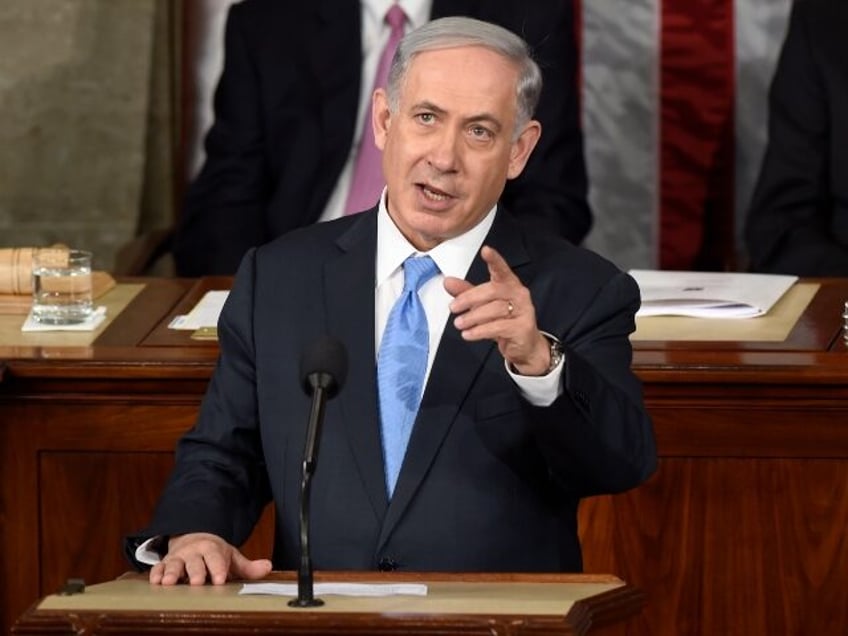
xmin=545 ymin=334 xmax=564 ymax=374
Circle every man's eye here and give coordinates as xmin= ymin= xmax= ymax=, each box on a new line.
xmin=417 ymin=113 xmax=435 ymax=124
xmin=470 ymin=125 xmax=492 ymax=139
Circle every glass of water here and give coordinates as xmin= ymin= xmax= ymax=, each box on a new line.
xmin=31 ymin=248 xmax=94 ymax=324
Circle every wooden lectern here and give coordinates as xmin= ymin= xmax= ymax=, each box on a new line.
xmin=13 ymin=571 xmax=643 ymax=635
xmin=2 ymin=277 xmax=847 ymax=634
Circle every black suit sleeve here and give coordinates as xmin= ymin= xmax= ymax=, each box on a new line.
xmin=173 ymin=3 xmax=272 ymax=276
xmin=129 ymin=248 xmax=272 ymax=547
xmin=744 ymin=0 xmax=848 ymax=275
xmin=530 ymin=270 xmax=656 ymax=497
xmin=498 ymin=1 xmax=593 ymax=244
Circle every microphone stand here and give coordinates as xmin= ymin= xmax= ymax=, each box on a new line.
xmin=288 ymin=372 xmax=331 ymax=608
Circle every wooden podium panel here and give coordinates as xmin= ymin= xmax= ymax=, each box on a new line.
xmin=584 ymin=277 xmax=848 ymax=635
xmin=13 ymin=572 xmax=642 ymax=636
xmin=0 ymin=278 xmax=226 ymax=636
xmin=2 ymin=277 xmax=848 ymax=635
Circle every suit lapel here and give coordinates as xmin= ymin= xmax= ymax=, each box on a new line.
xmin=324 ymin=212 xmax=389 ymax=519
xmin=378 ymin=210 xmax=531 ymax=545
xmin=305 ymin=1 xmax=362 ymax=216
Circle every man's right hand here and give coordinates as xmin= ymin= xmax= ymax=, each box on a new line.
xmin=149 ymin=532 xmax=272 ymax=586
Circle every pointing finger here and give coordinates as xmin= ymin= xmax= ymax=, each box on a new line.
xmin=480 ymin=246 xmax=517 ymax=284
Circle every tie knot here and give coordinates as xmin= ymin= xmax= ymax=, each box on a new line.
xmin=402 ymin=255 xmax=439 ymax=293
xmin=385 ymin=4 xmax=406 ymax=30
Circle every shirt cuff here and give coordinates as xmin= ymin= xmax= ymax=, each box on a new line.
xmin=135 ymin=536 xmax=166 ymax=566
xmin=505 ymin=345 xmax=564 ymax=407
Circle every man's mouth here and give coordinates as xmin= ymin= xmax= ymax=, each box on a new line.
xmin=418 ymin=183 xmax=453 ymax=201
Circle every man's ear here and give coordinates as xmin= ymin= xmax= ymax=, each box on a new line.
xmin=506 ymin=120 xmax=542 ymax=180
xmin=372 ymin=88 xmax=393 ymax=151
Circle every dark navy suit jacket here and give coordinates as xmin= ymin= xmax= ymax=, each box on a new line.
xmin=745 ymin=0 xmax=848 ymax=275
xmin=131 ymin=208 xmax=656 ymax=573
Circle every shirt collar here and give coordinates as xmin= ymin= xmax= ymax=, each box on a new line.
xmin=376 ymin=187 xmax=498 ymax=287
xmin=362 ymin=0 xmax=431 ymax=32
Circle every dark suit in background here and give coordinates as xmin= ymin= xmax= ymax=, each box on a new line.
xmin=134 ymin=208 xmax=655 ymax=572
xmin=744 ymin=0 xmax=848 ymax=275
xmin=172 ymin=0 xmax=591 ymax=276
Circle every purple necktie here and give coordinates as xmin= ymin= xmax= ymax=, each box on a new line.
xmin=344 ymin=4 xmax=407 ymax=215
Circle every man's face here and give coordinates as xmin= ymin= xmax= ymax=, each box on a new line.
xmin=372 ymin=45 xmax=541 ymax=251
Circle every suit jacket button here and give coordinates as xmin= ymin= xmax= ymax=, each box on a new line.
xmin=378 ymin=557 xmax=398 ymax=571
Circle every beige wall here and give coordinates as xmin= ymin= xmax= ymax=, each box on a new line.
xmin=0 ymin=0 xmax=175 ymax=272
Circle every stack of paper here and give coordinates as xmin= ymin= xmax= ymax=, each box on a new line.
xmin=629 ymin=270 xmax=798 ymax=318
xmin=168 ymin=290 xmax=229 ymax=330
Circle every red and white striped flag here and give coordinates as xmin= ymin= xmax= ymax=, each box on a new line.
xmin=579 ymin=0 xmax=793 ymax=271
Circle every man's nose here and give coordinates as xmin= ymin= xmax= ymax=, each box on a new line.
xmin=427 ymin=128 xmax=460 ymax=173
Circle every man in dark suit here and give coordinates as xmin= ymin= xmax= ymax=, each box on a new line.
xmin=744 ymin=0 xmax=848 ymax=275
xmin=172 ymin=0 xmax=592 ymax=276
xmin=130 ymin=17 xmax=655 ymax=585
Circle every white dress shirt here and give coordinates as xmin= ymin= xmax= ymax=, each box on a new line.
xmin=375 ymin=191 xmax=564 ymax=405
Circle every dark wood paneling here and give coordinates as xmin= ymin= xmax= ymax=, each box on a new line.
xmin=0 ymin=400 xmax=275 ymax=634
xmin=580 ymin=459 xmax=848 ymax=635
xmin=0 ymin=401 xmax=196 ymax=633
xmin=39 ymin=451 xmax=175 ymax=595
xmin=648 ymin=402 xmax=848 ymax=457
xmin=38 ymin=450 xmax=275 ymax=595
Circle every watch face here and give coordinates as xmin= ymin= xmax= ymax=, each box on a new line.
xmin=548 ymin=339 xmax=563 ymax=372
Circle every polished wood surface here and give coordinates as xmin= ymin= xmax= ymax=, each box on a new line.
xmin=0 ymin=278 xmax=223 ymax=636
xmin=13 ymin=571 xmax=643 ymax=636
xmin=2 ymin=277 xmax=847 ymax=635
xmin=606 ymin=277 xmax=848 ymax=635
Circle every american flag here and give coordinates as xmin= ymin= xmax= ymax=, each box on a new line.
xmin=579 ymin=0 xmax=793 ymax=271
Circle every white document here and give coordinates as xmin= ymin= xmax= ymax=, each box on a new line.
xmin=168 ymin=290 xmax=229 ymax=330
xmin=240 ymin=582 xmax=428 ymax=597
xmin=629 ymin=270 xmax=798 ymax=318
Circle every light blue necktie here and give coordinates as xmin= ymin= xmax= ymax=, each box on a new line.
xmin=378 ymin=255 xmax=440 ymax=497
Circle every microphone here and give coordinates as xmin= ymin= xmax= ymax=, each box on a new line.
xmin=289 ymin=335 xmax=347 ymax=608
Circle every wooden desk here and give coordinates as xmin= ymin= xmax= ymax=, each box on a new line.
xmin=12 ymin=571 xmax=643 ymax=635
xmin=0 ymin=278 xmax=225 ymax=636
xmin=2 ymin=277 xmax=847 ymax=635
xmin=587 ymin=277 xmax=848 ymax=635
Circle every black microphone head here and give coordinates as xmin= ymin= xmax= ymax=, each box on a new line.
xmin=300 ymin=335 xmax=348 ymax=398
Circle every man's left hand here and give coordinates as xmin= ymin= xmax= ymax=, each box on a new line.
xmin=445 ymin=245 xmax=551 ymax=376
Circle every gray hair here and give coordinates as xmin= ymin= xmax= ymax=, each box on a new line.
xmin=386 ymin=16 xmax=543 ymax=137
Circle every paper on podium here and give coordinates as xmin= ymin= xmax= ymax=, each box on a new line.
xmin=168 ymin=290 xmax=229 ymax=330
xmin=240 ymin=582 xmax=428 ymax=597
xmin=630 ymin=270 xmax=797 ymax=318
